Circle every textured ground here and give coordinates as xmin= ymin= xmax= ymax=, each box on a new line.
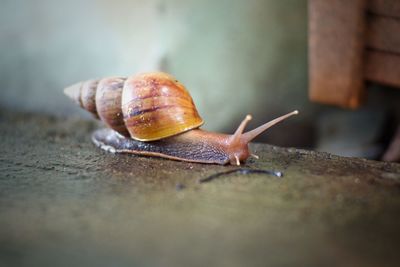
xmin=0 ymin=109 xmax=399 ymax=267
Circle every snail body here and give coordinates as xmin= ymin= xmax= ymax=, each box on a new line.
xmin=65 ymin=72 xmax=298 ymax=165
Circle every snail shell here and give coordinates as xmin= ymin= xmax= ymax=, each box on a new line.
xmin=65 ymin=72 xmax=204 ymax=141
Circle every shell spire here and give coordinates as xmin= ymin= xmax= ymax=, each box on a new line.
xmin=64 ymin=80 xmax=100 ymax=118
xmin=64 ymin=83 xmax=82 ymax=106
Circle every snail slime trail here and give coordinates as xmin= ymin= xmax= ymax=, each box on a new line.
xmin=65 ymin=71 xmax=299 ymax=165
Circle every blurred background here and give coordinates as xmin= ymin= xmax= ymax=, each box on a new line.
xmin=1 ymin=0 xmax=399 ymax=159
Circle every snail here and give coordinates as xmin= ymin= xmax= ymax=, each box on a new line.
xmin=64 ymin=72 xmax=298 ymax=165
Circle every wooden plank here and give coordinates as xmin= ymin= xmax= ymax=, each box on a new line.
xmin=365 ymin=50 xmax=400 ymax=87
xmin=367 ymin=15 xmax=400 ymax=54
xmin=368 ymin=0 xmax=400 ymax=18
xmin=309 ymin=0 xmax=367 ymax=108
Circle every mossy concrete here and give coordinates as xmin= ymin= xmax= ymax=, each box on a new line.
xmin=0 ymin=109 xmax=399 ymax=267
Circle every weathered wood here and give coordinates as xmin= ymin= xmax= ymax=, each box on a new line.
xmin=0 ymin=110 xmax=399 ymax=267
xmin=368 ymin=0 xmax=400 ymax=18
xmin=365 ymin=50 xmax=400 ymax=87
xmin=309 ymin=0 xmax=367 ymax=108
xmin=367 ymin=15 xmax=400 ymax=54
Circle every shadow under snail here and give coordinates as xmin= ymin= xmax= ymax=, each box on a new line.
xmin=64 ymin=72 xmax=298 ymax=165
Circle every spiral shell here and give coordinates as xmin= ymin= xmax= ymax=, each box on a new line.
xmin=64 ymin=72 xmax=204 ymax=141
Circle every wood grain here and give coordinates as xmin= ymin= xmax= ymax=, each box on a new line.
xmin=367 ymin=15 xmax=400 ymax=54
xmin=309 ymin=0 xmax=367 ymax=108
xmin=368 ymin=0 xmax=400 ymax=18
xmin=365 ymin=50 xmax=400 ymax=87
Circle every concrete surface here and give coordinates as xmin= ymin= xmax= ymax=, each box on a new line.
xmin=0 ymin=109 xmax=400 ymax=267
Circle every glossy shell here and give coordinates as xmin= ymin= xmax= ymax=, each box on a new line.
xmin=121 ymin=72 xmax=203 ymax=141
xmin=96 ymin=77 xmax=130 ymax=137
xmin=64 ymin=72 xmax=204 ymax=141
xmin=80 ymin=79 xmax=99 ymax=118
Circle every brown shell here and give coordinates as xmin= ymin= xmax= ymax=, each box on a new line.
xmin=121 ymin=72 xmax=204 ymax=141
xmin=64 ymin=72 xmax=204 ymax=141
xmin=95 ymin=77 xmax=130 ymax=137
xmin=64 ymin=79 xmax=99 ymax=118
xmin=80 ymin=80 xmax=99 ymax=118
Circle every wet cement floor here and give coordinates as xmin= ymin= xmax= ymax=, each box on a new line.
xmin=0 ymin=109 xmax=399 ymax=267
